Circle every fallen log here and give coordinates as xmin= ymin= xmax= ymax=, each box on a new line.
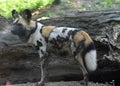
xmin=0 ymin=10 xmax=120 ymax=85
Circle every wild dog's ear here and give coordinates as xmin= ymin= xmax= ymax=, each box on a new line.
xmin=22 ymin=9 xmax=32 ymax=22
xmin=12 ymin=9 xmax=19 ymax=19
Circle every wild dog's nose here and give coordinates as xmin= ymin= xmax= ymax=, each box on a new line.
xmin=11 ymin=25 xmax=16 ymax=35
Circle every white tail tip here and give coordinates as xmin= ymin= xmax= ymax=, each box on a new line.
xmin=85 ymin=50 xmax=97 ymax=72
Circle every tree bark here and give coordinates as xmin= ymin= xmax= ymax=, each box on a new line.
xmin=0 ymin=10 xmax=120 ymax=85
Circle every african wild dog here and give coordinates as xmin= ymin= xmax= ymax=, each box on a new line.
xmin=11 ymin=9 xmax=97 ymax=86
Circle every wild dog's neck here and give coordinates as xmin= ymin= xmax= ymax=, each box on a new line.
xmin=29 ymin=20 xmax=44 ymax=30
xmin=27 ymin=21 xmax=44 ymax=44
xmin=29 ymin=20 xmax=36 ymax=28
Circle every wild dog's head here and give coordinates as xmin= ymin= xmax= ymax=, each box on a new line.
xmin=11 ymin=9 xmax=37 ymax=42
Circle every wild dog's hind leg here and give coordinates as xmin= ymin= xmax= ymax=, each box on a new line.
xmin=76 ymin=56 xmax=88 ymax=86
xmin=71 ymin=41 xmax=88 ymax=85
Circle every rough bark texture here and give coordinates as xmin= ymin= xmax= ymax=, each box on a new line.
xmin=0 ymin=11 xmax=120 ymax=85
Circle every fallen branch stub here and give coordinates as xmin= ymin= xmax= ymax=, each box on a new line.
xmin=0 ymin=10 xmax=120 ymax=85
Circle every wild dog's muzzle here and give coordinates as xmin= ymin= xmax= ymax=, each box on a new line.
xmin=11 ymin=24 xmax=27 ymax=36
xmin=11 ymin=24 xmax=30 ymax=42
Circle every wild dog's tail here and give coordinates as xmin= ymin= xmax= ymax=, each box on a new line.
xmin=81 ymin=31 xmax=97 ymax=72
xmin=73 ymin=31 xmax=97 ymax=72
xmin=84 ymin=43 xmax=97 ymax=72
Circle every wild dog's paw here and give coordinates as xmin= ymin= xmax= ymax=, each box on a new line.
xmin=36 ymin=81 xmax=45 ymax=86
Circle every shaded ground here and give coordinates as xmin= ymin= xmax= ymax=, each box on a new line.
xmin=5 ymin=81 xmax=112 ymax=86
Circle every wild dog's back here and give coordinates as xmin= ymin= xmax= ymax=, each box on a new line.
xmin=47 ymin=27 xmax=79 ymax=49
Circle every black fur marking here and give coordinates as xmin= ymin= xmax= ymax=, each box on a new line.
xmin=39 ymin=26 xmax=48 ymax=43
xmin=29 ymin=22 xmax=38 ymax=35
xmin=68 ymin=30 xmax=73 ymax=36
xmin=11 ymin=23 xmax=29 ymax=42
xmin=45 ymin=38 xmax=48 ymax=43
xmin=40 ymin=38 xmax=42 ymax=41
xmin=49 ymin=38 xmax=62 ymax=49
xmin=73 ymin=39 xmax=86 ymax=57
xmin=25 ymin=26 xmax=37 ymax=40
xmin=81 ymin=42 xmax=95 ymax=72
xmin=12 ymin=9 xmax=19 ymax=19
xmin=49 ymin=38 xmax=56 ymax=44
xmin=55 ymin=35 xmax=69 ymax=49
xmin=41 ymin=49 xmax=45 ymax=55
xmin=36 ymin=40 xmax=43 ymax=50
xmin=40 ymin=26 xmax=44 ymax=34
xmin=81 ymin=42 xmax=95 ymax=59
xmin=27 ymin=26 xmax=37 ymax=39
xmin=23 ymin=9 xmax=32 ymax=21
xmin=71 ymin=29 xmax=80 ymax=39
xmin=26 ymin=22 xmax=38 ymax=40
xmin=62 ymin=28 xmax=67 ymax=33
xmin=56 ymin=35 xmax=65 ymax=42
xmin=11 ymin=24 xmax=26 ymax=36
xmin=37 ymin=40 xmax=43 ymax=46
xmin=35 ymin=46 xmax=39 ymax=50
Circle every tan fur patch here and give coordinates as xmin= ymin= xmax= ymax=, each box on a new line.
xmin=22 ymin=20 xmax=36 ymax=30
xmin=77 ymin=55 xmax=84 ymax=66
xmin=73 ymin=31 xmax=93 ymax=46
xmin=18 ymin=16 xmax=26 ymax=25
xmin=42 ymin=26 xmax=56 ymax=38
xmin=29 ymin=20 xmax=36 ymax=28
xmin=73 ymin=31 xmax=85 ymax=46
xmin=81 ymin=31 xmax=93 ymax=44
xmin=13 ymin=18 xmax=19 ymax=24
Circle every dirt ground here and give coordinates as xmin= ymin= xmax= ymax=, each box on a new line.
xmin=2 ymin=81 xmax=112 ymax=86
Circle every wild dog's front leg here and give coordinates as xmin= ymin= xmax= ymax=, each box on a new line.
xmin=36 ymin=46 xmax=47 ymax=86
xmin=37 ymin=58 xmax=47 ymax=86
